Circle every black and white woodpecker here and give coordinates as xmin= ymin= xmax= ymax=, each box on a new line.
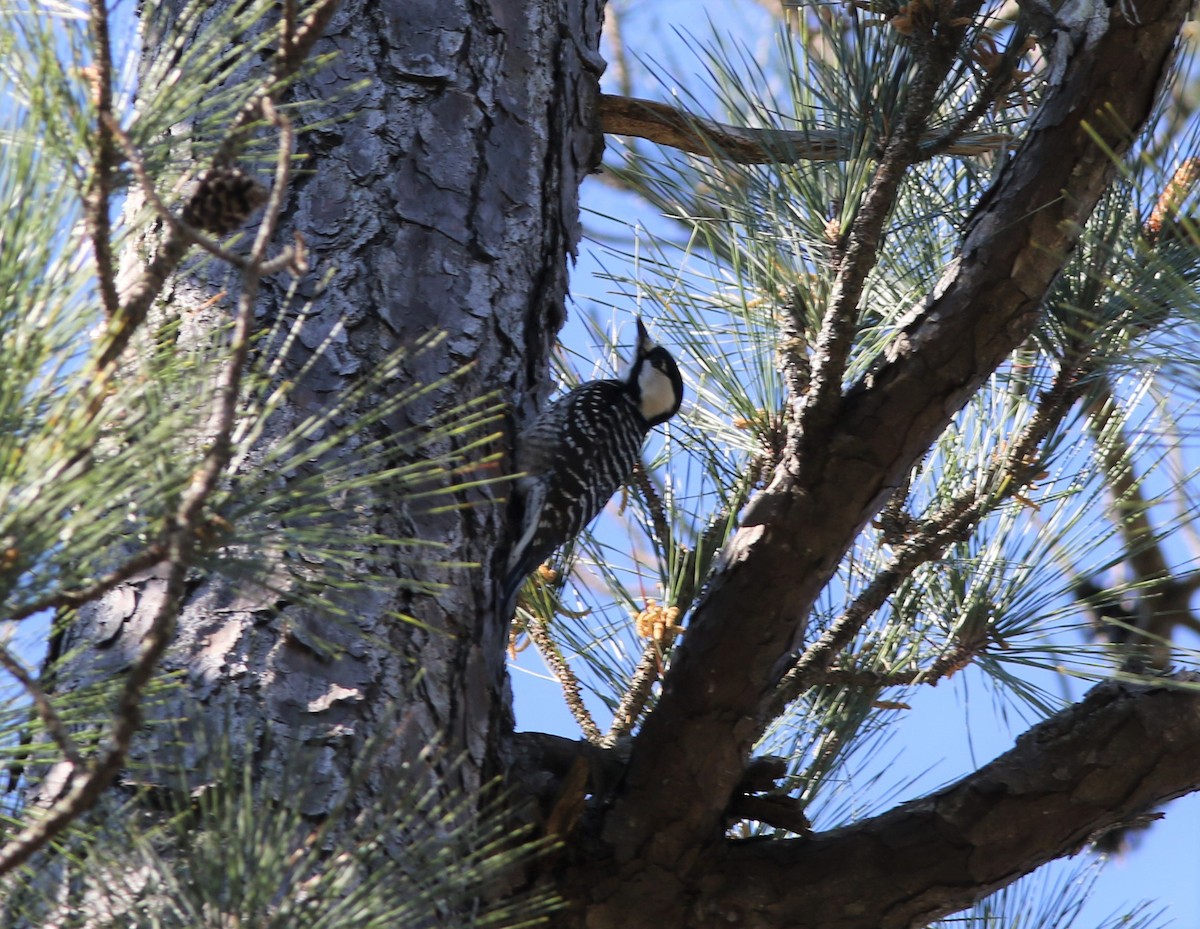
xmin=501 ymin=319 xmax=684 ymax=619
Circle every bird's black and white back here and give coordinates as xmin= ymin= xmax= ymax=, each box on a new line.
xmin=501 ymin=320 xmax=683 ymax=618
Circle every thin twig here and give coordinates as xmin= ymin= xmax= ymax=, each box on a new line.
xmin=85 ymin=0 xmax=120 ymax=321
xmin=604 ymin=641 xmax=660 ymax=746
xmin=94 ymin=225 xmax=190 ymax=373
xmin=525 ymin=616 xmax=603 ymax=744
xmin=799 ymin=13 xmax=976 ymax=432
xmin=249 ymin=98 xmax=296 ymax=265
xmin=0 ymin=63 xmax=304 ymax=879
xmin=913 ymin=636 xmax=989 ymax=685
xmin=103 ymin=114 xmax=248 ymax=269
xmin=797 ymin=665 xmax=919 ymax=689
xmin=7 ymin=546 xmax=166 ymax=623
xmin=213 ymin=0 xmax=338 ymax=167
xmin=919 ymin=26 xmax=1034 ymax=159
xmin=1087 ymin=377 xmax=1167 ymax=588
xmin=0 ymin=644 xmax=82 ymax=769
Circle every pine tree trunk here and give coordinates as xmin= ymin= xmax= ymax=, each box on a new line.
xmin=32 ymin=0 xmax=604 ymax=819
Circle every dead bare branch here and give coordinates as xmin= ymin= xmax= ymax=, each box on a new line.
xmin=599 ymin=93 xmax=1013 ymax=164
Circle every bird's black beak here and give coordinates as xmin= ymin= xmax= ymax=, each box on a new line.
xmin=636 ymin=317 xmax=656 ymax=355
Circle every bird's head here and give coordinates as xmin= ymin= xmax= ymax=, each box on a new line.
xmin=627 ymin=318 xmax=683 ymax=427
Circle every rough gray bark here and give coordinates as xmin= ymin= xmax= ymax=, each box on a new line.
xmin=34 ymin=0 xmax=605 ymax=811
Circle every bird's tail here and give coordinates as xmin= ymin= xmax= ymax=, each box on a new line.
xmin=499 ymin=557 xmax=532 ymax=624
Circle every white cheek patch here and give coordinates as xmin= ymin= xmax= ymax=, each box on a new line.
xmin=639 ymin=364 xmax=677 ymax=422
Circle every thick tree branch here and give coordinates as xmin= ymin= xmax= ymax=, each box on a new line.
xmin=581 ymin=1 xmax=1192 ymax=924
xmin=598 ymin=93 xmax=1012 ymax=163
xmin=688 ymin=675 xmax=1200 ymax=929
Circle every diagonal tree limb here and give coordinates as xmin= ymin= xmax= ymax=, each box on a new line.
xmin=0 ymin=553 xmax=190 ymax=875
xmin=0 ymin=644 xmax=81 ymax=770
xmin=7 ymin=546 xmax=166 ymax=623
xmin=525 ymin=614 xmax=604 ymax=744
xmin=105 ymin=115 xmax=250 ymax=269
xmin=604 ymin=641 xmax=661 ymax=745
xmin=579 ymin=1 xmax=1192 ymax=924
xmin=686 ymin=674 xmax=1200 ymax=929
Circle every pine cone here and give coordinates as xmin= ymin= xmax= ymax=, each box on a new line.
xmin=182 ymin=166 xmax=268 ymax=235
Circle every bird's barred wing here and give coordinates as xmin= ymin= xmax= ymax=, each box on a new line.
xmin=502 ymin=380 xmax=645 ymax=614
